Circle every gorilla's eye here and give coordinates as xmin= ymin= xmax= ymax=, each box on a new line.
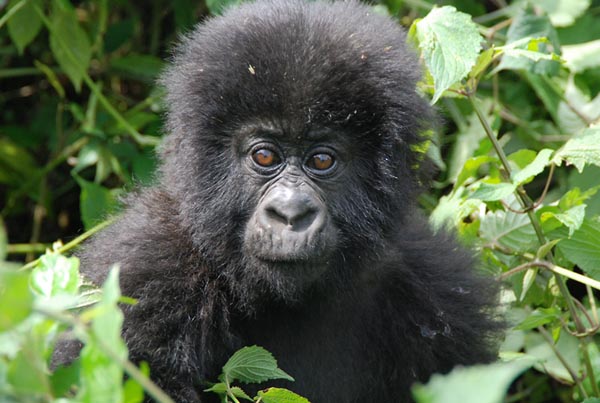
xmin=307 ymin=153 xmax=335 ymax=172
xmin=252 ymin=148 xmax=281 ymax=168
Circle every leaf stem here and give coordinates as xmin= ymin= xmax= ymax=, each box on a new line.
xmin=20 ymin=218 xmax=115 ymax=271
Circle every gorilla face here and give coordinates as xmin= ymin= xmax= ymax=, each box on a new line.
xmin=239 ymin=127 xmax=340 ymax=286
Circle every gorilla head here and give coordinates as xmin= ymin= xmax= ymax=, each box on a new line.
xmin=160 ymin=0 xmax=431 ymax=303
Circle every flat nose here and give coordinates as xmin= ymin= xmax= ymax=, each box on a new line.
xmin=260 ymin=187 xmax=321 ymax=232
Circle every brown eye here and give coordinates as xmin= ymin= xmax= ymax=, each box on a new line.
xmin=308 ymin=153 xmax=334 ymax=171
xmin=252 ymin=148 xmax=280 ymax=167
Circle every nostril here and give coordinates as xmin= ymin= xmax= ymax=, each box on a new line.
xmin=264 ymin=205 xmax=318 ymax=231
xmin=265 ymin=206 xmax=288 ymax=225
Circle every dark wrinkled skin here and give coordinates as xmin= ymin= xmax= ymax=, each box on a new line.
xmin=53 ymin=1 xmax=503 ymax=402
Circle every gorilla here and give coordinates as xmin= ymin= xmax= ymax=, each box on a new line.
xmin=55 ymin=0 xmax=502 ymax=401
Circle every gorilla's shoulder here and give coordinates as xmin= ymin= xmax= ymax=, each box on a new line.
xmin=77 ymin=188 xmax=197 ymax=287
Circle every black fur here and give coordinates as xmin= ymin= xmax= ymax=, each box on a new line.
xmin=54 ymin=1 xmax=502 ymax=401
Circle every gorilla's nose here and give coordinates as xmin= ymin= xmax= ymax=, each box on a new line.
xmin=260 ymin=187 xmax=322 ymax=232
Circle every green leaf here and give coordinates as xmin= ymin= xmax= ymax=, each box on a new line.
xmin=257 ymin=388 xmax=311 ymax=403
xmin=553 ymin=204 xmax=586 ymax=237
xmin=7 ymin=0 xmax=43 ymax=54
xmin=469 ymin=182 xmax=516 ymax=201
xmin=49 ymin=0 xmax=92 ymax=92
xmin=206 ymin=0 xmax=241 ymax=15
xmin=563 ymin=40 xmax=600 ymax=73
xmin=415 ymin=6 xmax=482 ymax=103
xmin=222 ymin=345 xmax=294 ymax=384
xmin=538 ymin=0 xmax=591 ymax=27
xmin=554 ymin=126 xmax=600 ymax=173
xmin=51 ymin=359 xmax=81 ymax=397
xmin=526 ymin=332 xmax=579 ymax=383
xmin=556 ymin=78 xmax=600 ymax=134
xmin=75 ymin=176 xmax=118 ymax=230
xmin=557 ymin=218 xmax=600 ymax=279
xmin=511 ymin=149 xmax=553 ymax=185
xmin=412 ymin=358 xmax=534 ymax=403
xmin=0 ymin=270 xmax=33 ymax=331
xmin=496 ymin=11 xmax=561 ymax=75
xmin=479 ymin=209 xmax=537 ymax=252
xmin=30 ymin=253 xmax=80 ymax=297
xmin=0 ymin=137 xmax=39 ymax=186
xmin=123 ymin=361 xmax=149 ymax=403
xmin=110 ymin=54 xmax=164 ymax=82
xmin=515 ymin=307 xmax=561 ymax=330
xmin=78 ymin=267 xmax=126 ymax=403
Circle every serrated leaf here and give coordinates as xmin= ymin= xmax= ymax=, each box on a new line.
xmin=415 ymin=6 xmax=482 ymax=103
xmin=554 ymin=126 xmax=600 ymax=172
xmin=557 ymin=218 xmax=600 ymax=279
xmin=412 ymin=359 xmax=534 ymax=403
xmin=469 ymin=182 xmax=516 ymax=201
xmin=49 ymin=0 xmax=92 ymax=92
xmin=511 ymin=149 xmax=553 ymax=185
xmin=30 ymin=253 xmax=80 ymax=297
xmin=257 ymin=388 xmax=311 ymax=403
xmin=222 ymin=346 xmax=294 ymax=384
xmin=7 ymin=0 xmax=43 ymax=54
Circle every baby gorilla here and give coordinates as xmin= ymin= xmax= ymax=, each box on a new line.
xmin=56 ymin=0 xmax=502 ymax=401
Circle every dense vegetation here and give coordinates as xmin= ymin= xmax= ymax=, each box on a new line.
xmin=1 ymin=0 xmax=600 ymax=402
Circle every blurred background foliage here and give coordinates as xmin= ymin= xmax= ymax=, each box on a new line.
xmin=2 ymin=0 xmax=600 ymax=402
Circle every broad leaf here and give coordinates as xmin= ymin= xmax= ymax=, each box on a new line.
xmin=554 ymin=126 xmax=600 ymax=172
xmin=469 ymin=182 xmax=516 ymax=202
xmin=511 ymin=149 xmax=553 ymax=185
xmin=556 ymin=218 xmax=600 ymax=279
xmin=7 ymin=0 xmax=43 ymax=54
xmin=415 ymin=6 xmax=482 ymax=103
xmin=49 ymin=0 xmax=92 ymax=92
xmin=538 ymin=0 xmax=591 ymax=27
xmin=222 ymin=346 xmax=294 ymax=384
xmin=30 ymin=253 xmax=80 ymax=297
xmin=0 ymin=271 xmax=33 ymax=331
xmin=479 ymin=209 xmax=537 ymax=252
xmin=257 ymin=388 xmax=310 ymax=403
xmin=78 ymin=267 xmax=127 ymax=403
xmin=412 ymin=358 xmax=534 ymax=403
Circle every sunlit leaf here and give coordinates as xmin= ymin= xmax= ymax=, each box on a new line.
xmin=414 ymin=6 xmax=482 ymax=103
xmin=222 ymin=345 xmax=294 ymax=384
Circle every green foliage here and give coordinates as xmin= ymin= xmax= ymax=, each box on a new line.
xmin=2 ymin=1 xmax=600 ymax=402
xmin=409 ymin=1 xmax=600 ymax=401
xmin=205 ymin=345 xmax=308 ymax=403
